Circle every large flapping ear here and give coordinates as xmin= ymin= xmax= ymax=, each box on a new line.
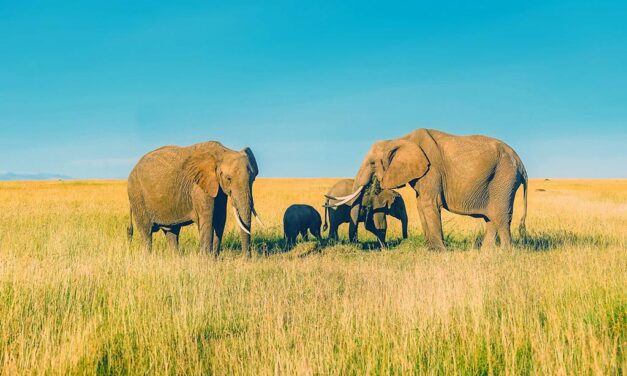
xmin=186 ymin=150 xmax=219 ymax=197
xmin=242 ymin=147 xmax=258 ymax=178
xmin=381 ymin=140 xmax=429 ymax=189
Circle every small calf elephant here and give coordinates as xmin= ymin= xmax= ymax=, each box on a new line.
xmin=283 ymin=204 xmax=323 ymax=247
xmin=323 ymin=179 xmax=408 ymax=247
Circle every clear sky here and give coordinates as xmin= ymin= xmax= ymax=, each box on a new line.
xmin=1 ymin=1 xmax=625 ymax=179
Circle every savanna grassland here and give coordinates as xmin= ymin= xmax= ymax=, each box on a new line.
xmin=0 ymin=178 xmax=625 ymax=375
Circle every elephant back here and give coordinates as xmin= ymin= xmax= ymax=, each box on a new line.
xmin=128 ymin=146 xmax=195 ymax=224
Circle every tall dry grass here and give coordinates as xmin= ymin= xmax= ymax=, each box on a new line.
xmin=0 ymin=179 xmax=625 ymax=374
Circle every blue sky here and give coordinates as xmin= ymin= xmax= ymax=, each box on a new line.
xmin=1 ymin=1 xmax=625 ymax=178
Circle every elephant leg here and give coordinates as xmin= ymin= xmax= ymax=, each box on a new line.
xmin=418 ymin=199 xmax=445 ymax=251
xmin=134 ymin=214 xmax=153 ymax=253
xmin=139 ymin=228 xmax=153 ymax=253
xmin=348 ymin=222 xmax=358 ymax=243
xmin=365 ymin=218 xmax=386 ymax=249
xmin=197 ymin=216 xmax=214 ymax=256
xmin=300 ymin=229 xmax=309 ymax=241
xmin=327 ymin=213 xmax=340 ymax=242
xmin=348 ymin=222 xmax=357 ymax=242
xmin=481 ymin=219 xmax=497 ymax=250
xmin=348 ymin=205 xmax=359 ymax=243
xmin=192 ymin=188 xmax=216 ymax=257
xmin=329 ymin=223 xmax=339 ymax=242
xmin=495 ymin=215 xmax=513 ymax=249
xmin=212 ymin=192 xmax=228 ymax=257
xmin=379 ymin=228 xmax=387 ymax=248
xmin=163 ymin=226 xmax=181 ymax=253
xmin=400 ymin=213 xmax=408 ymax=239
xmin=195 ymin=205 xmax=215 ymax=257
xmin=486 ymin=176 xmax=517 ymax=250
xmin=311 ymin=226 xmax=322 ymax=241
xmin=390 ymin=201 xmax=408 ymax=239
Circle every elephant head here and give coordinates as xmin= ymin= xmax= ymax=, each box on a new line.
xmin=354 ymin=139 xmax=430 ymax=190
xmin=327 ymin=139 xmax=430 ymax=227
xmin=185 ymin=144 xmax=260 ymax=255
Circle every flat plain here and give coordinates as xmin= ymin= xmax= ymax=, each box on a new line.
xmin=0 ymin=178 xmax=625 ymax=374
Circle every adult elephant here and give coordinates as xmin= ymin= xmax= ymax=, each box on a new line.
xmin=326 ymin=129 xmax=527 ymax=251
xmin=323 ymin=179 xmax=408 ymax=247
xmin=127 ymin=141 xmax=262 ymax=257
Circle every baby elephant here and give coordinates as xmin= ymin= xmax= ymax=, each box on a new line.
xmin=283 ymin=204 xmax=322 ymax=248
xmin=324 ymin=179 xmax=408 ymax=247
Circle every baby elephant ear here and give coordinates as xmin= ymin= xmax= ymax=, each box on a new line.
xmin=187 ymin=150 xmax=219 ymax=197
xmin=381 ymin=140 xmax=429 ymax=189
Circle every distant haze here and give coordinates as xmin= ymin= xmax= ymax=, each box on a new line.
xmin=0 ymin=172 xmax=72 ymax=181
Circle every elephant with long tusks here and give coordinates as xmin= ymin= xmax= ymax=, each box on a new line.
xmin=326 ymin=129 xmax=528 ymax=251
xmin=127 ymin=141 xmax=263 ymax=257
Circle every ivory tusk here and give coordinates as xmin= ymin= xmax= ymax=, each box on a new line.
xmin=327 ymin=186 xmax=364 ymax=207
xmin=325 ymin=186 xmax=364 ymax=201
xmin=232 ymin=207 xmax=251 ymax=235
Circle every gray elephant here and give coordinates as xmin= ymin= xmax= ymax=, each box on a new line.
xmin=323 ymin=179 xmax=408 ymax=247
xmin=326 ymin=129 xmax=527 ymax=250
xmin=283 ymin=204 xmax=322 ymax=247
xmin=127 ymin=141 xmax=261 ymax=257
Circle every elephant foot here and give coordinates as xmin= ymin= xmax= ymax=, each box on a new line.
xmin=480 ymin=242 xmax=497 ymax=251
xmin=426 ymin=242 xmax=446 ymax=252
xmin=499 ymin=243 xmax=514 ymax=252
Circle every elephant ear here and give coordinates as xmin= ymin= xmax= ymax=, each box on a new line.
xmin=381 ymin=140 xmax=429 ymax=189
xmin=242 ymin=147 xmax=258 ymax=178
xmin=186 ymin=150 xmax=219 ymax=197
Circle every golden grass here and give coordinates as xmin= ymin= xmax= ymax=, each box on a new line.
xmin=0 ymin=178 xmax=625 ymax=374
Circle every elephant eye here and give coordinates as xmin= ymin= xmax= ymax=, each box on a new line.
xmin=225 ymin=175 xmax=232 ymax=182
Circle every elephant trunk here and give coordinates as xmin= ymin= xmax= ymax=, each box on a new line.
xmin=232 ymin=188 xmax=253 ymax=257
xmin=347 ymin=164 xmax=377 ymax=239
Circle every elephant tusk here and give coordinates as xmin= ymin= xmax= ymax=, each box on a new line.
xmin=325 ymin=186 xmax=364 ymax=201
xmin=252 ymin=207 xmax=265 ymax=227
xmin=232 ymin=207 xmax=251 ymax=235
xmin=327 ymin=186 xmax=364 ymax=207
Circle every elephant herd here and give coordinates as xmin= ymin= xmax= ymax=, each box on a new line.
xmin=127 ymin=128 xmax=528 ymax=256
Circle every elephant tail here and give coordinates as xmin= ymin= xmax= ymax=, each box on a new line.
xmin=127 ymin=208 xmax=134 ymax=240
xmin=322 ymin=198 xmax=329 ymax=232
xmin=518 ymin=172 xmax=528 ymax=239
